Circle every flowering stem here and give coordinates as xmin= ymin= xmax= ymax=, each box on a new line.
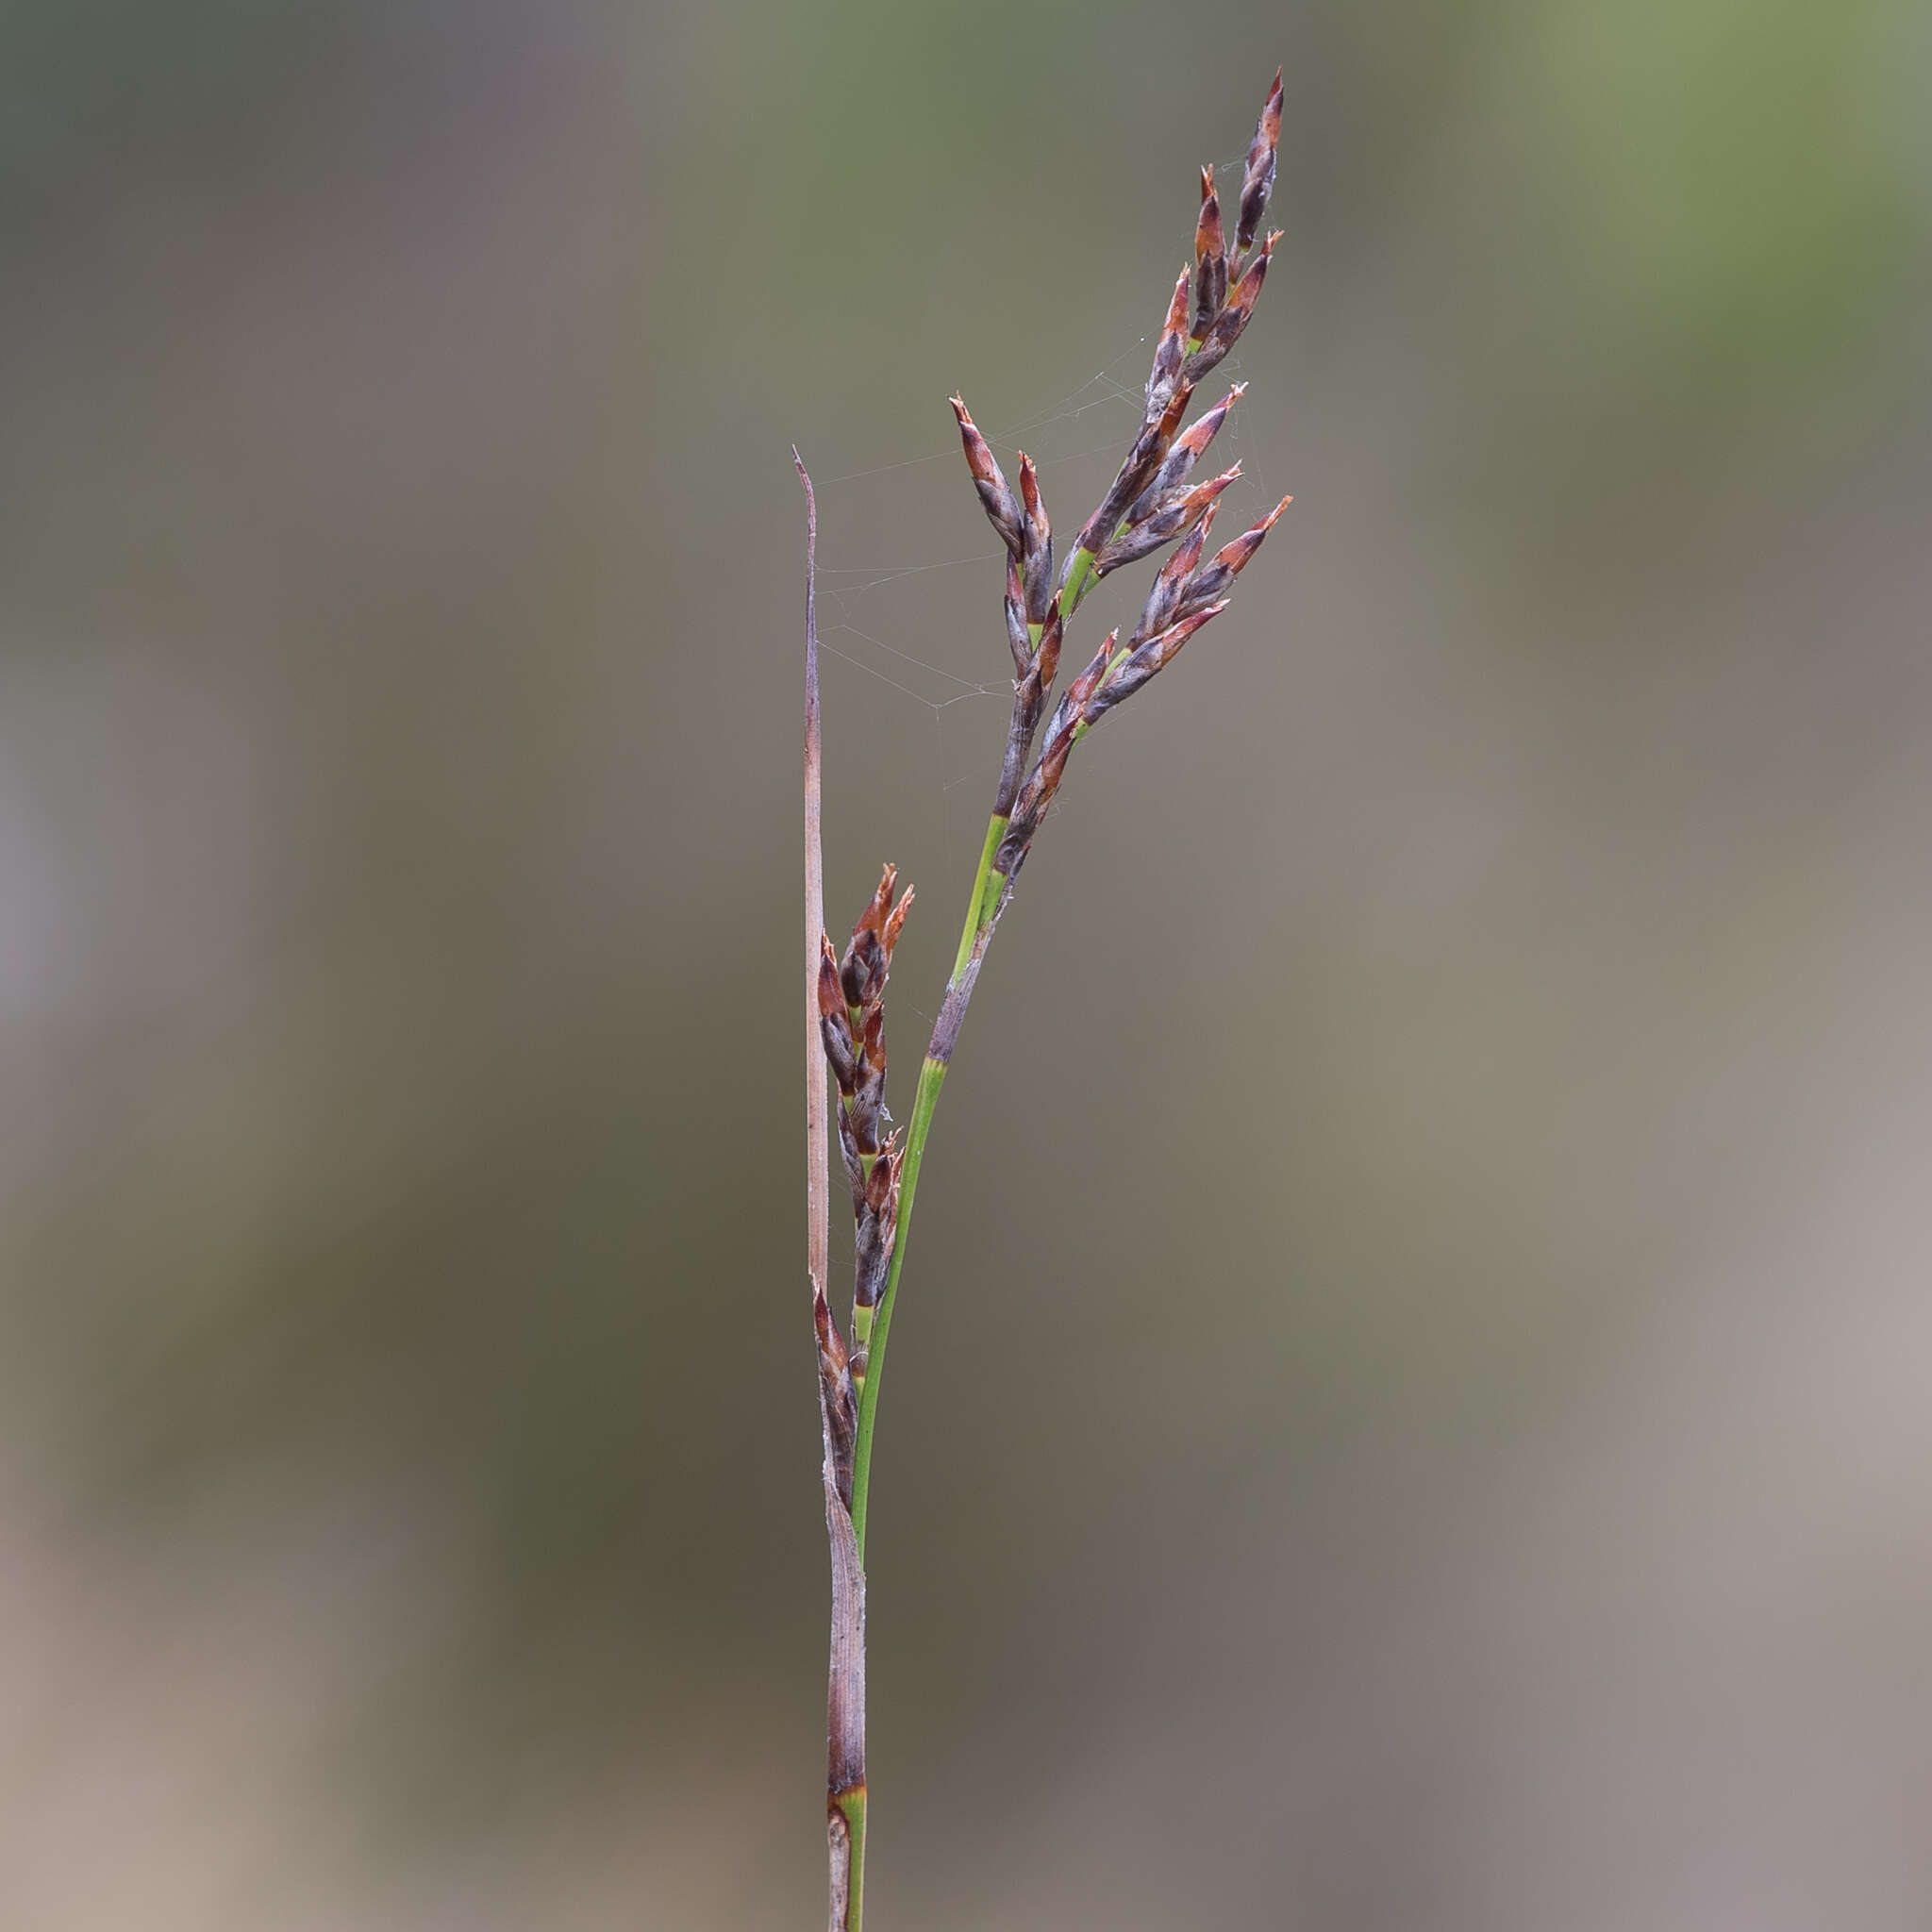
xmin=806 ymin=71 xmax=1288 ymax=1929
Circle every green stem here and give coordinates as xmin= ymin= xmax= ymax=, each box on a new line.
xmin=1061 ymin=545 xmax=1097 ymax=619
xmin=848 ymin=810 xmax=1006 ymax=1562
xmin=949 ymin=813 xmax=1007 ymax=981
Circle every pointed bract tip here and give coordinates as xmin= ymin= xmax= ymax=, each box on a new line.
xmin=1182 ymin=597 xmax=1231 ymax=634
xmin=816 ymin=939 xmax=842 ymax=1019
xmin=1209 ymin=497 xmax=1290 ymax=576
xmin=883 ymin=884 xmax=914 ymax=952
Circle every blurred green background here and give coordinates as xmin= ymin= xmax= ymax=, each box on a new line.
xmin=2 ymin=1 xmax=1929 ymax=1924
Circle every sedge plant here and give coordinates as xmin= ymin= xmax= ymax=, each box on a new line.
xmin=798 ymin=70 xmax=1291 ymax=1928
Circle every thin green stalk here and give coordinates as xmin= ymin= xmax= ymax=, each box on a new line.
xmin=1060 ymin=545 xmax=1096 ymax=621
xmin=848 ymin=811 xmax=1006 ymax=1562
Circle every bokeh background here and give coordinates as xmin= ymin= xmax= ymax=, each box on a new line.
xmin=3 ymin=1 xmax=1930 ymax=1924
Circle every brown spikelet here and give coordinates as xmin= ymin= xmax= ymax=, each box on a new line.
xmin=1193 ymin=166 xmax=1227 ymax=339
xmin=1237 ymin=68 xmax=1283 ymax=255
xmin=858 ymin=863 xmax=896 ymax=940
xmin=1125 ymin=383 xmax=1244 ymax=526
xmin=824 ymin=868 xmax=914 ymax=1207
xmin=1146 ymin=267 xmax=1191 ymax=412
xmin=1153 ymin=380 xmax=1192 ymax=452
xmin=816 ymin=1283 xmax=849 ymax=1375
xmin=950 ymin=395 xmax=1023 ymax=556
xmin=1033 ymin=603 xmax=1063 ymax=694
xmin=1141 ymin=598 xmax=1227 ymax=671
xmin=1004 ymin=557 xmax=1030 ymax=674
xmin=994 ymin=627 xmax=1121 ymax=875
xmin=1173 ymin=382 xmax=1244 ymax=463
xmin=1215 ymin=492 xmax=1293 ymax=572
xmin=1186 ymin=233 xmax=1276 ymax=382
xmin=1175 ymin=494 xmax=1293 ymax=621
xmin=1096 ymin=463 xmax=1241 ymax=576
xmin=1082 ymin=600 xmax=1230 ymax=728
xmin=862 ymin=1136 xmax=897 ymax=1216
xmin=882 ymin=885 xmax=914 ymax=956
xmin=1017 ymin=453 xmax=1055 ymax=624
xmin=1136 ymin=504 xmax=1220 ymax=643
xmin=1053 ymin=629 xmax=1116 ymax=738
xmin=817 ymin=935 xmax=843 ymax=1020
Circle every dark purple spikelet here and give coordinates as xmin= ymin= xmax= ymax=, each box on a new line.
xmin=1186 ymin=230 xmax=1277 ymax=382
xmin=850 ymin=1127 xmax=904 ymax=1386
xmin=1125 ymin=382 xmax=1244 ymax=525
xmin=1002 ymin=631 xmax=1115 ymax=860
xmin=1136 ymin=502 xmax=1220 ymax=643
xmin=949 ymin=396 xmax=1023 ymax=556
xmin=1004 ymin=558 xmax=1030 ymax=673
xmin=1087 ymin=600 xmax=1227 ymax=721
xmin=1058 ymin=628 xmax=1116 ymax=730
xmin=1032 ymin=602 xmax=1063 ymax=693
xmin=1017 ymin=453 xmax=1055 ymax=624
xmin=862 ymin=1138 xmax=896 ymax=1217
xmin=1146 ymin=268 xmax=1191 ymax=415
xmin=824 ymin=866 xmax=914 ymax=1208
xmin=1174 ymin=493 xmax=1293 ymax=621
xmin=1237 ymin=68 xmax=1283 ymax=255
xmin=858 ymin=863 xmax=896 ymax=941
xmin=1068 ymin=382 xmax=1195 ymax=582
xmin=1095 ymin=463 xmax=1241 ymax=576
xmin=816 ymin=935 xmax=844 ymax=1022
xmin=1193 ymin=166 xmax=1227 ymax=340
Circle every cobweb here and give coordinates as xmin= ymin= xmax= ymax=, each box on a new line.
xmin=799 ymin=155 xmax=1291 ymax=1108
xmin=802 ymin=153 xmax=1284 ymax=852
xmin=806 ymin=152 xmax=1284 ymax=1272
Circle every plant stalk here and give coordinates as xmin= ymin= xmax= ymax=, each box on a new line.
xmin=848 ymin=811 xmax=1007 ymax=1562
